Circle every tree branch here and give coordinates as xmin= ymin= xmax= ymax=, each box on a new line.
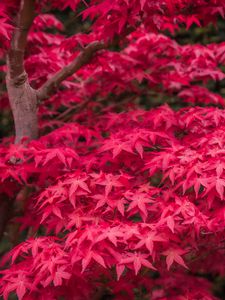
xmin=37 ymin=41 xmax=106 ymax=101
xmin=7 ymin=0 xmax=35 ymax=81
xmin=36 ymin=25 xmax=138 ymax=102
xmin=0 ymin=197 xmax=14 ymax=242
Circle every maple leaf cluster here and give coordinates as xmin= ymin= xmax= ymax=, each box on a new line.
xmin=0 ymin=0 xmax=225 ymax=299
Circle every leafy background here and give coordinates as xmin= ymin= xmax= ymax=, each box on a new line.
xmin=1 ymin=4 xmax=225 ymax=299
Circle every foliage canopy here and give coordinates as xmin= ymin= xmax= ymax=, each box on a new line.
xmin=0 ymin=0 xmax=225 ymax=299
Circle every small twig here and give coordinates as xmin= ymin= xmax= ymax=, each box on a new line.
xmin=56 ymin=98 xmax=91 ymax=121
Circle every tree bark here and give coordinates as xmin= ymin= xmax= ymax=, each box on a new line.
xmin=6 ymin=70 xmax=38 ymax=143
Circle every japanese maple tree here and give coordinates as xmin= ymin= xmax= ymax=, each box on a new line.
xmin=0 ymin=0 xmax=225 ymax=299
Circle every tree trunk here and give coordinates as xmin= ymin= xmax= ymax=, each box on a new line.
xmin=6 ymin=0 xmax=37 ymax=144
xmin=6 ymin=69 xmax=38 ymax=144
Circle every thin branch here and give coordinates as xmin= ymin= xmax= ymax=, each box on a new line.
xmin=37 ymin=41 xmax=106 ymax=101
